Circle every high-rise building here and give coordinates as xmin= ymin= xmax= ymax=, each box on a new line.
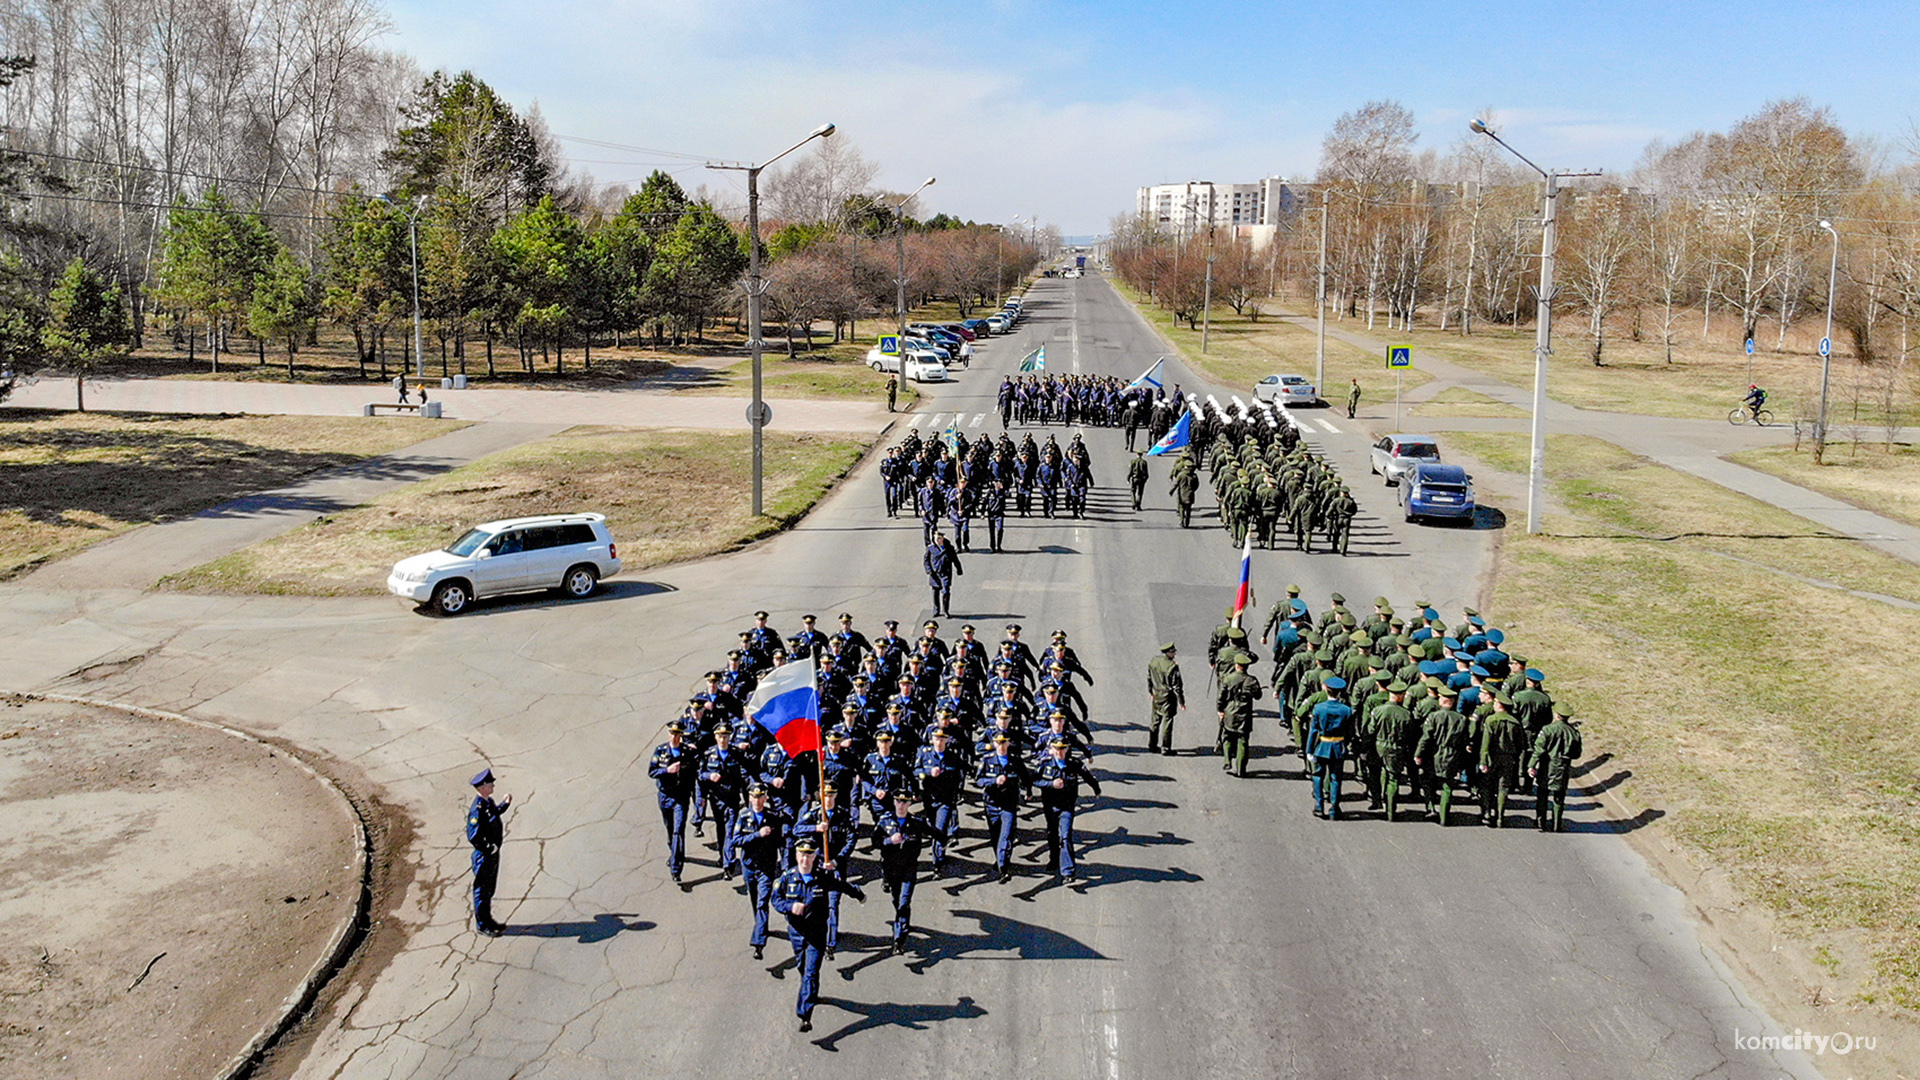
xmin=1136 ymin=178 xmax=1310 ymax=245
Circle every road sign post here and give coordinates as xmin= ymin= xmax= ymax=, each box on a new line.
xmin=1387 ymin=345 xmax=1413 ymax=426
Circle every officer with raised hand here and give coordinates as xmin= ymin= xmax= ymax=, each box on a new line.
xmin=466 ymin=768 xmax=510 ymax=936
xmin=732 ymin=783 xmax=788 ymax=959
xmin=914 ymin=726 xmax=966 ymax=870
xmin=1033 ymin=733 xmax=1103 ymax=882
xmin=648 ymin=721 xmax=696 ymax=883
xmin=975 ymin=730 xmax=1028 ymax=883
xmin=700 ymin=721 xmax=747 ymax=878
xmin=873 ymin=788 xmax=936 ymax=954
xmin=775 ymin=836 xmax=866 ymax=1033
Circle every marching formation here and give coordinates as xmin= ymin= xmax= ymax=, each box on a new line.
xmin=632 ymin=611 xmax=1106 ymax=1029
xmin=994 ymin=371 xmax=1184 ymax=436
xmin=1152 ymin=396 xmax=1360 ymax=555
xmin=1180 ymin=589 xmax=1584 ymax=831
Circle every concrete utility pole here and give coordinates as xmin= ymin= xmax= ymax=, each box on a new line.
xmin=1816 ymin=219 xmax=1840 ymax=458
xmin=895 ymin=178 xmax=937 ymax=342
xmin=1202 ymin=182 xmax=1216 ymax=354
xmin=376 ymin=195 xmax=427 ymax=378
xmin=707 ymin=121 xmax=836 ymax=516
xmin=1316 ymin=191 xmax=1328 ymax=394
xmin=1470 ymin=119 xmax=1601 ymax=535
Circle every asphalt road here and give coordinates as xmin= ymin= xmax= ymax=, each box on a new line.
xmin=0 ymin=274 xmax=1818 ymax=1079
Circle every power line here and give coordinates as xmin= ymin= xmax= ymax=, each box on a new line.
xmin=550 ymin=132 xmax=716 ymax=163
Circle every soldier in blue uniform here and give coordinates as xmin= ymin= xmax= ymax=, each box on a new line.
xmin=791 ymin=785 xmax=858 ymax=957
xmin=1033 ymin=734 xmax=1102 ymax=881
xmin=648 ymin=721 xmax=696 ymax=883
xmin=732 ymin=783 xmax=789 ymax=959
xmin=774 ymin=837 xmax=866 ymax=1032
xmin=860 ymin=730 xmax=911 ymax=822
xmin=1307 ymin=677 xmax=1355 ymax=819
xmin=975 ymin=730 xmax=1028 ymax=883
xmin=984 ymin=479 xmax=1009 ymax=552
xmin=914 ymin=727 xmax=966 ymax=869
xmin=873 ymin=788 xmax=937 ymax=953
xmin=925 ymin=531 xmax=962 ymax=618
xmin=466 ymin=768 xmax=510 ymax=936
xmin=700 ymin=722 xmax=748 ymax=878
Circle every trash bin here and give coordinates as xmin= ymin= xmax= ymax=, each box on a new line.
xmin=452 ymin=375 xmax=468 ymax=390
xmin=441 ymin=376 xmax=454 ymax=390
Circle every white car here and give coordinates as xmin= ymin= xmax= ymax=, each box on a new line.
xmin=904 ymin=353 xmax=949 ymax=383
xmin=986 ymin=315 xmax=1008 ymax=333
xmin=1253 ymin=373 xmax=1321 ymax=407
xmin=388 ymin=513 xmax=621 ymax=616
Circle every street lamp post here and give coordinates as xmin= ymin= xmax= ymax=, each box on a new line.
xmin=1201 ymin=182 xmax=1216 ymax=354
xmin=708 ymin=122 xmax=836 ymax=516
xmin=1470 ymin=119 xmax=1600 ymax=535
xmin=376 ymin=194 xmax=427 ymax=378
xmin=1816 ymin=219 xmax=1840 ymax=458
xmin=895 ymin=178 xmax=937 ymax=342
xmin=1315 ymin=192 xmax=1329 ymax=393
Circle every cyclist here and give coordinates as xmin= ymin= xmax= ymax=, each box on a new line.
xmin=1743 ymin=384 xmax=1767 ymax=422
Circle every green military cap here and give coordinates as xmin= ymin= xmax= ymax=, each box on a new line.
xmin=1160 ymin=641 xmax=1177 ymax=654
xmin=1350 ymin=633 xmax=1371 ymax=647
xmin=1555 ymin=703 xmax=1576 ymax=718
xmin=1386 ymin=680 xmax=1409 ymax=693
xmin=1494 ymin=692 xmax=1514 ymax=705
xmin=1226 ymin=627 xmax=1248 ymax=641
xmin=1305 ymin=633 xmax=1324 ymax=645
xmin=1414 ymin=598 xmax=1430 ymax=610
xmin=1314 ymin=649 xmax=1335 ymax=662
xmin=1438 ymin=687 xmax=1459 ymax=699
xmin=1368 ymin=658 xmax=1385 ymax=669
xmin=1374 ymin=596 xmax=1390 ymax=608
xmin=1286 ymin=584 xmax=1302 ymax=596
xmin=1329 ymin=592 xmax=1346 ymax=605
xmin=1462 ymin=606 xmax=1479 ymax=616
xmin=1395 ymin=634 xmax=1413 ymax=647
xmin=1424 ymin=675 xmax=1444 ymax=687
xmin=1233 ymin=651 xmax=1253 ymax=666
xmin=1340 ymin=613 xmax=1358 ymax=627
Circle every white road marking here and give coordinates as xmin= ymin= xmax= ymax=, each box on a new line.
xmin=1102 ymin=981 xmax=1120 ymax=1080
xmin=1315 ymin=418 xmax=1341 ymax=433
xmin=970 ymin=413 xmax=984 ymax=428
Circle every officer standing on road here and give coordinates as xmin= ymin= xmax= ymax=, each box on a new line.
xmin=1146 ymin=642 xmax=1185 ymax=755
xmin=1369 ymin=681 xmax=1421 ymax=822
xmin=775 ymin=836 xmax=866 ymax=1033
xmin=1529 ymin=704 xmax=1585 ymax=832
xmin=648 ymin=721 xmax=696 ymax=883
xmin=914 ymin=727 xmax=965 ymax=870
xmin=887 ymin=373 xmax=899 ymax=412
xmin=732 ymin=783 xmax=788 ymax=959
xmin=984 ymin=479 xmax=1009 ymax=553
xmin=1216 ymin=651 xmax=1263 ymax=778
xmin=1033 ymin=733 xmax=1102 ymax=881
xmin=1346 ymin=378 xmax=1361 ymax=419
xmin=466 ymin=768 xmax=510 ymax=936
xmin=925 ymin=531 xmax=962 ymax=617
xmin=1128 ymin=452 xmax=1149 ymax=511
xmin=700 ymin=722 xmax=747 ymax=878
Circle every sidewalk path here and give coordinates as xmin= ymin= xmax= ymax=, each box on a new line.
xmin=1275 ymin=310 xmax=1920 ymax=567
xmin=7 ymin=376 xmax=889 ymax=433
xmin=27 ymin=421 xmax=564 ymax=591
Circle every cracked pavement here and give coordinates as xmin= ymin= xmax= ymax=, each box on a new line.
xmin=0 ymin=275 xmax=1824 ymax=1078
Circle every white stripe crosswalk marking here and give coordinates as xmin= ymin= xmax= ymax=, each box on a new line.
xmin=970 ymin=413 xmax=984 ymax=427
xmin=1315 ymin=418 xmax=1341 ymax=433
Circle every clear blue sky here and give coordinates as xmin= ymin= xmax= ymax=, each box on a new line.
xmin=384 ymin=0 xmax=1920 ymax=234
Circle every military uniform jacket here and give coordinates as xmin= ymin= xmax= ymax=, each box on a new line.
xmin=699 ymin=745 xmax=746 ymax=806
xmin=1370 ymin=702 xmax=1419 ymax=756
xmin=1479 ymin=713 xmax=1528 ymax=767
xmin=731 ymin=806 xmax=788 ymax=872
xmin=914 ymin=745 xmax=967 ymax=803
xmin=860 ymin=751 xmax=911 ymax=802
xmin=793 ymin=801 xmax=858 ymax=863
xmin=774 ymin=867 xmax=865 ymax=941
xmin=1307 ymin=699 xmax=1355 ymax=761
xmin=1146 ymin=656 xmax=1184 ymax=709
xmin=467 ymin=795 xmax=504 ymax=856
xmin=1510 ymin=688 xmax=1554 ymax=736
xmin=873 ymin=811 xmax=935 ymax=880
xmin=975 ymin=753 xmax=1029 ymax=809
xmin=649 ymin=742 xmax=696 ymax=805
xmin=1033 ymin=756 xmax=1102 ymax=809
xmin=1416 ymin=709 xmax=1474 ymax=774
xmin=1216 ymin=672 xmax=1264 ymax=735
xmin=1529 ymin=720 xmax=1584 ymax=779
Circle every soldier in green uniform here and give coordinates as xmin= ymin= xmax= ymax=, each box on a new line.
xmin=1510 ymin=668 xmax=1555 ymax=741
xmin=1477 ymin=693 xmax=1528 ymax=828
xmin=1146 ymin=642 xmax=1185 ymax=755
xmin=1171 ymin=466 xmax=1198 ymax=528
xmin=1215 ymin=651 xmax=1264 ymax=778
xmin=1415 ymin=687 xmax=1474 ymax=826
xmin=1369 ymin=682 xmax=1421 ymax=822
xmin=1346 ymin=378 xmax=1361 ymax=419
xmin=1324 ymin=486 xmax=1357 ymax=555
xmin=1128 ymin=452 xmax=1150 ymax=511
xmin=1529 ymin=703 xmax=1585 ymax=832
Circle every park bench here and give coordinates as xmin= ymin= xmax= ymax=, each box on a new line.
xmin=365 ymin=401 xmax=443 ymax=418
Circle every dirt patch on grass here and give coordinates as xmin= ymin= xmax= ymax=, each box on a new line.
xmin=0 ymin=411 xmax=462 ymax=579
xmin=1448 ymin=431 xmax=1920 ymax=1070
xmin=0 ymin=695 xmax=360 ymax=1080
xmin=1733 ymin=442 xmax=1920 ymax=531
xmin=161 ymin=427 xmax=871 ymax=596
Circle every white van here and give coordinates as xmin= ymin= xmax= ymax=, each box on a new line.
xmin=388 ymin=513 xmax=621 ymax=615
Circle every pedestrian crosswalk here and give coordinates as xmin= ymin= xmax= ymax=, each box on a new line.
xmin=903 ymin=409 xmax=1347 ymax=437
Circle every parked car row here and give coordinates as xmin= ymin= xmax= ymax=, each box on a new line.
xmin=865 ymin=296 xmax=1028 ymax=383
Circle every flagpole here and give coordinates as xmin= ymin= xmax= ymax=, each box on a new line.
xmin=808 ymin=657 xmax=831 ymax=869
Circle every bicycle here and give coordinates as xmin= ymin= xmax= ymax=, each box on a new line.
xmin=1727 ymin=405 xmax=1773 ymax=427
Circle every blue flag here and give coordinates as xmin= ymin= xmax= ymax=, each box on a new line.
xmin=1146 ymin=410 xmax=1192 ymax=456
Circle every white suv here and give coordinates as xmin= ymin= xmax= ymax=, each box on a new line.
xmin=388 ymin=513 xmax=622 ymax=616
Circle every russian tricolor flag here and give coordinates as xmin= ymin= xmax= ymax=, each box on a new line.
xmin=1231 ymin=535 xmax=1253 ymax=617
xmin=748 ymin=657 xmax=822 ymax=755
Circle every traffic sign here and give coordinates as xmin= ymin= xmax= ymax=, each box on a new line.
xmin=1387 ymin=345 xmax=1413 ymax=369
xmin=746 ymin=402 xmax=773 ymax=427
xmin=1745 ymin=338 xmax=1754 ymax=355
xmin=879 ymin=335 xmax=900 ymax=356
xmin=1819 ymin=337 xmax=1831 ymax=357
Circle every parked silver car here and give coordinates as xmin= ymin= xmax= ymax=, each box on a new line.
xmin=388 ymin=513 xmax=621 ymax=615
xmin=1368 ymin=434 xmax=1441 ymax=486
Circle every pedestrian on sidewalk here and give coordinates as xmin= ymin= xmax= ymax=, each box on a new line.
xmin=418 ymin=381 xmax=430 ymax=407
xmin=1346 ymin=378 xmax=1361 ymax=419
xmin=887 ymin=373 xmax=899 ymax=413
xmin=395 ymin=373 xmax=410 ymax=404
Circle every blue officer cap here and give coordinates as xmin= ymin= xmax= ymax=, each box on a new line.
xmin=1468 ymin=615 xmax=1485 ymax=628
xmin=1418 ymin=659 xmax=1452 ymax=676
xmin=1442 ymin=637 xmax=1462 ymax=650
xmin=1469 ymin=665 xmax=1490 ymax=678
xmin=470 ymin=768 xmax=495 ymax=787
xmin=1526 ymin=668 xmax=1545 ymax=682
xmin=1324 ymin=676 xmax=1348 ymax=691
xmin=1486 ymin=628 xmax=1506 ymax=645
xmin=1422 ymin=607 xmax=1438 ymax=621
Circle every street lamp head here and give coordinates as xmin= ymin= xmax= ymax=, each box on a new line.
xmin=812 ymin=123 xmax=836 ymax=139
xmin=1819 ymin=219 xmax=1835 ymax=232
xmin=1469 ymin=118 xmax=1492 ymax=135
xmin=923 ymin=177 xmax=937 ymax=188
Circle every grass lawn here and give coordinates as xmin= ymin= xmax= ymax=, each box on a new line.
xmin=1109 ymin=280 xmax=1425 ymax=402
xmin=1732 ymin=442 xmax=1920 ymax=530
xmin=1448 ymin=430 xmax=1920 ymax=1017
xmin=0 ymin=410 xmax=464 ymax=579
xmin=1412 ymin=386 xmax=1527 ymax=418
xmin=161 ymin=427 xmax=871 ymax=596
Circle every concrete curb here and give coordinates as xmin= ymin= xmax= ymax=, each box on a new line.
xmin=27 ymin=692 xmax=372 ymax=1080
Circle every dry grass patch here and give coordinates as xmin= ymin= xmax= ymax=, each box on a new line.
xmin=1110 ymin=281 xmax=1420 ymax=401
xmin=162 ymin=427 xmax=870 ymax=596
xmin=1732 ymin=442 xmax=1920 ymax=530
xmin=1450 ymin=430 xmax=1920 ymax=1017
xmin=0 ymin=410 xmax=460 ymax=578
xmin=1412 ymin=386 xmax=1527 ymax=418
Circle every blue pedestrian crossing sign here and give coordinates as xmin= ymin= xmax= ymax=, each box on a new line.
xmin=1745 ymin=337 xmax=1755 ymax=356
xmin=1387 ymin=345 xmax=1413 ymax=369
xmin=879 ymin=335 xmax=901 ymax=356
xmin=1819 ymin=337 xmax=1831 ymax=357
